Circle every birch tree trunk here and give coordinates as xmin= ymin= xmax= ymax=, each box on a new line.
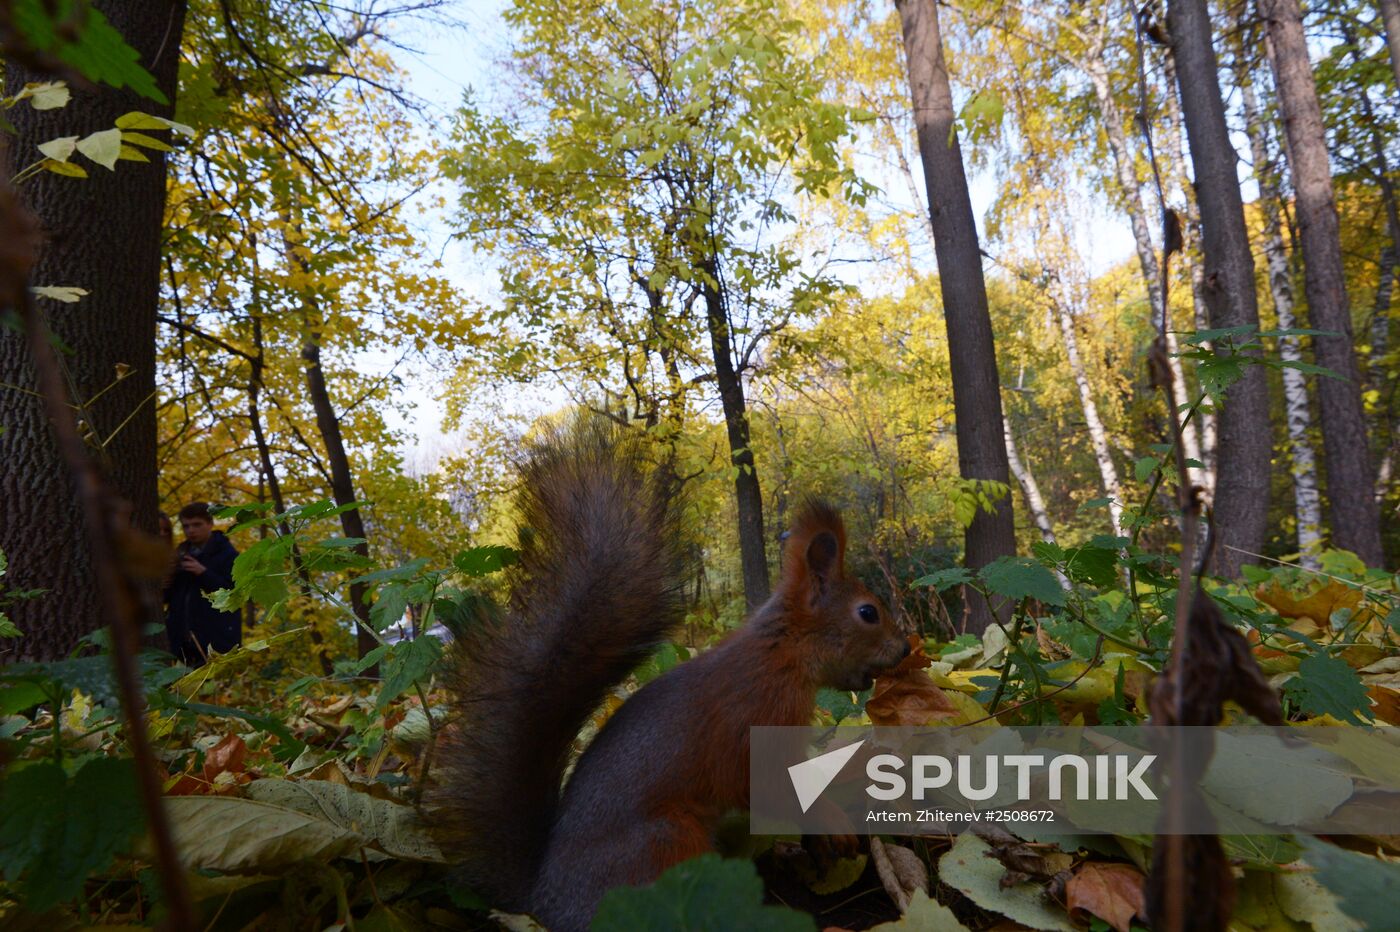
xmin=1240 ymin=73 xmax=1324 ymax=569
xmin=1083 ymin=57 xmax=1203 ymax=488
xmin=1168 ymin=0 xmax=1273 ymax=578
xmin=1161 ymin=50 xmax=1217 ymax=488
xmin=1004 ymin=417 xmax=1055 ymax=544
xmin=1051 ymin=290 xmax=1125 ymax=537
xmin=896 ymin=0 xmax=1016 ymax=633
xmin=1261 ymin=0 xmax=1385 ymax=565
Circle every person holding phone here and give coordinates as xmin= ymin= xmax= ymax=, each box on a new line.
xmin=164 ymin=502 xmax=240 ymax=665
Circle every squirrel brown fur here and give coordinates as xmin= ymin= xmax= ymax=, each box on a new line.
xmin=430 ymin=420 xmax=909 ymax=930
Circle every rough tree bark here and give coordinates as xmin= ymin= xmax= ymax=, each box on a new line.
xmin=1261 ymin=0 xmax=1385 ymax=565
xmin=1240 ymin=71 xmax=1324 ymax=570
xmin=1168 ymin=0 xmax=1273 ymax=578
xmin=896 ymin=0 xmax=1016 ymax=633
xmin=699 ymin=259 xmax=770 ymax=609
xmin=0 ymin=1 xmax=186 ymax=661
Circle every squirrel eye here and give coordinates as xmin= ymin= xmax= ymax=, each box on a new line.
xmin=857 ymin=604 xmax=879 ymax=624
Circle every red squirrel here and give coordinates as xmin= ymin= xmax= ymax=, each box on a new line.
xmin=430 ymin=422 xmax=909 ymax=930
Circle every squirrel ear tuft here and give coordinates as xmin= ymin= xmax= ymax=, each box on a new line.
xmin=806 ymin=531 xmax=839 ymax=581
xmin=780 ymin=500 xmax=846 ymax=594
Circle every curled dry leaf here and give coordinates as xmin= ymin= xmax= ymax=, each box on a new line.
xmin=976 ymin=826 xmax=1075 ymax=888
xmin=1065 ymin=862 xmax=1146 ymax=932
xmin=870 ymin=836 xmax=928 ymax=912
xmin=1147 ymin=591 xmax=1275 ymax=931
xmin=867 ymin=636 xmax=962 ymax=726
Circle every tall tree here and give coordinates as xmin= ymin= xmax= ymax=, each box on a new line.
xmin=0 ymin=1 xmax=186 ymax=660
xmin=1381 ymin=0 xmax=1400 ymax=92
xmin=446 ymin=0 xmax=870 ymax=610
xmin=895 ymin=0 xmax=1015 ymax=631
xmin=1166 ymin=0 xmax=1272 ymax=577
xmin=1260 ymin=0 xmax=1384 ymax=565
xmin=1239 ymin=66 xmax=1323 ymax=569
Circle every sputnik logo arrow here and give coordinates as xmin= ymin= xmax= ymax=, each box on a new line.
xmin=788 ymin=739 xmax=865 ymax=813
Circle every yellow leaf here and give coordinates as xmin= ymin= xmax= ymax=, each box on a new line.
xmin=120 ymin=131 xmax=174 ymax=151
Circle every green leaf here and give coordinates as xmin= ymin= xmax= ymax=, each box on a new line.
xmin=42 ymin=158 xmax=87 ymax=178
xmin=371 ymin=582 xmax=411 ymax=632
xmin=593 ymin=853 xmax=815 ymax=932
xmin=978 ymin=556 xmax=1065 ymax=607
xmin=1061 ymin=545 xmax=1119 ymax=588
xmin=1194 ymin=352 xmax=1246 ymax=399
xmin=114 ymin=111 xmax=192 ymax=134
xmin=1299 ymin=835 xmax=1400 ymax=929
xmin=0 ymin=757 xmax=146 ymax=912
xmin=0 ymin=681 xmax=45 ymax=714
xmin=1285 ymin=653 xmax=1373 ymax=724
xmin=213 ymin=534 xmax=294 ymax=613
xmin=912 ymin=567 xmax=973 ymax=591
xmin=119 ymin=130 xmax=173 ymax=152
xmin=452 ymin=545 xmax=519 ymax=577
xmin=377 ymin=636 xmax=444 ymax=709
xmin=12 ymin=0 xmax=167 ymax=103
xmin=0 ymin=613 xmax=19 ymax=638
xmin=815 ymin=686 xmax=868 ymax=724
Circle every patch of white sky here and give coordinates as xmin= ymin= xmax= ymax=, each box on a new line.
xmin=367 ymin=0 xmax=1166 ymax=469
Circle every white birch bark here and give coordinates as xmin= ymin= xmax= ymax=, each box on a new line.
xmin=1241 ymin=75 xmax=1323 ymax=569
xmin=1084 ymin=57 xmax=1206 ymax=491
xmin=1004 ymin=416 xmax=1055 ymax=544
xmin=1034 ymin=234 xmax=1127 ymax=539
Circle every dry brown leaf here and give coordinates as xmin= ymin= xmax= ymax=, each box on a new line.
xmin=203 ymin=733 xmax=247 ymax=781
xmin=867 ymin=636 xmax=963 ymax=726
xmin=1256 ymin=580 xmax=1376 ymax=630
xmin=870 ymin=836 xmax=929 ymax=912
xmin=1066 ymin=863 xmax=1146 ymax=932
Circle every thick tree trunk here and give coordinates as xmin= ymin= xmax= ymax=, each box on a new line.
xmin=0 ymin=1 xmax=186 ymax=661
xmin=1241 ymin=74 xmax=1324 ymax=570
xmin=1168 ymin=0 xmax=1272 ymax=578
xmin=1261 ymin=0 xmax=1385 ymax=565
xmin=1381 ymin=0 xmax=1400 ymax=93
xmin=700 ymin=263 xmax=770 ymax=609
xmin=896 ymin=0 xmax=1016 ymax=634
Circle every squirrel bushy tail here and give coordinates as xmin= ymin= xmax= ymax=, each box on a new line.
xmin=431 ymin=419 xmax=687 ymax=909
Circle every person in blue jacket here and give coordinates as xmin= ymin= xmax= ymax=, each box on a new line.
xmin=164 ymin=502 xmax=240 ymax=665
